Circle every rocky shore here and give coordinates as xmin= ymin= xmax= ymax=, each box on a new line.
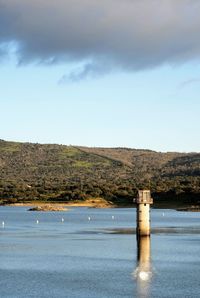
xmin=28 ymin=205 xmax=67 ymax=212
xmin=177 ymin=205 xmax=200 ymax=212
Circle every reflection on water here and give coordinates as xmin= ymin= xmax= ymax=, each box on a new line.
xmin=1 ymin=207 xmax=200 ymax=297
xmin=134 ymin=236 xmax=152 ymax=297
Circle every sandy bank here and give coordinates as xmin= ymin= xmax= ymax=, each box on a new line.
xmin=8 ymin=198 xmax=115 ymax=209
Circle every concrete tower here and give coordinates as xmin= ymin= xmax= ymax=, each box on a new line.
xmin=135 ymin=190 xmax=153 ymax=237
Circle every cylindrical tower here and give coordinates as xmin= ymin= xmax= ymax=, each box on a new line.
xmin=135 ymin=190 xmax=153 ymax=236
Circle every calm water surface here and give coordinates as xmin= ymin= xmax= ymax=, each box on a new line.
xmin=0 ymin=206 xmax=200 ymax=297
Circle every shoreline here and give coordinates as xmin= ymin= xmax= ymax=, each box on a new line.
xmin=5 ymin=198 xmax=117 ymax=209
xmin=2 ymin=198 xmax=200 ymax=211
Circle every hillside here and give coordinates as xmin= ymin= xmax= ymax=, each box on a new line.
xmin=0 ymin=140 xmax=199 ymax=205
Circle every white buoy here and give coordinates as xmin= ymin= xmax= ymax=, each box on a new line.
xmin=36 ymin=220 xmax=39 ymax=224
xmin=61 ymin=218 xmax=64 ymax=222
xmin=2 ymin=221 xmax=5 ymax=228
xmin=112 ymin=215 xmax=115 ymax=220
xmin=88 ymin=216 xmax=91 ymax=221
xmin=162 ymin=212 xmax=165 ymax=217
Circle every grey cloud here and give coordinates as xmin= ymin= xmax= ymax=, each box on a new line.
xmin=180 ymin=78 xmax=200 ymax=88
xmin=1 ymin=0 xmax=200 ymax=78
xmin=59 ymin=60 xmax=112 ymax=83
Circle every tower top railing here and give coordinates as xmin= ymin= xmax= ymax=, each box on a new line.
xmin=133 ymin=190 xmax=153 ymax=204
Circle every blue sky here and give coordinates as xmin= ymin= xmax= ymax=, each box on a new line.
xmin=1 ymin=57 xmax=199 ymax=152
xmin=0 ymin=1 xmax=200 ymax=152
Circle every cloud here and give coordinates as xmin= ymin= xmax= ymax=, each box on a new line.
xmin=1 ymin=0 xmax=200 ymax=78
xmin=180 ymin=78 xmax=200 ymax=88
xmin=58 ymin=60 xmax=112 ymax=83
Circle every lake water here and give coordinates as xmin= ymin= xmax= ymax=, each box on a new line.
xmin=0 ymin=206 xmax=200 ymax=298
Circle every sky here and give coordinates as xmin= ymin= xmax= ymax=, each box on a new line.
xmin=0 ymin=0 xmax=200 ymax=152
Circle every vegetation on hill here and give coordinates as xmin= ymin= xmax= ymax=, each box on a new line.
xmin=0 ymin=140 xmax=199 ymax=205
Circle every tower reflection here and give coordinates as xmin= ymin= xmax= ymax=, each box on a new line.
xmin=135 ymin=236 xmax=152 ymax=297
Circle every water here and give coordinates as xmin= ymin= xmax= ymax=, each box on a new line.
xmin=0 ymin=206 xmax=200 ymax=297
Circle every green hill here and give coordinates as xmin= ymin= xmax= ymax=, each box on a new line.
xmin=0 ymin=140 xmax=199 ymax=205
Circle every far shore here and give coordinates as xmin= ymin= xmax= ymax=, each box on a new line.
xmin=1 ymin=198 xmax=200 ymax=211
xmin=5 ymin=198 xmax=117 ymax=209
